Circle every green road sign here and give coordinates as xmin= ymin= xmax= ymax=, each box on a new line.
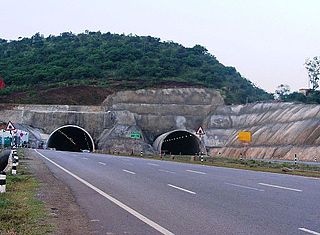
xmin=130 ymin=132 xmax=141 ymax=139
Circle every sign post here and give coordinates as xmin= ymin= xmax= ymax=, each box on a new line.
xmin=237 ymin=131 xmax=252 ymax=159
xmin=130 ymin=131 xmax=142 ymax=156
xmin=196 ymin=126 xmax=205 ymax=160
xmin=6 ymin=121 xmax=16 ymax=148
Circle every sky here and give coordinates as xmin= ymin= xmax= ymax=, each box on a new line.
xmin=1 ymin=0 xmax=320 ymax=93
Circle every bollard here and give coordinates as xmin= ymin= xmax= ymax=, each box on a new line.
xmin=294 ymin=154 xmax=297 ymax=165
xmin=140 ymin=151 xmax=143 ymax=157
xmin=0 ymin=171 xmax=6 ymax=193
xmin=14 ymin=152 xmax=19 ymax=166
xmin=315 ymin=157 xmax=317 ymax=162
xmin=12 ymin=160 xmax=17 ymax=175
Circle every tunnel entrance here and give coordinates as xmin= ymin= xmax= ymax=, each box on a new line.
xmin=47 ymin=125 xmax=95 ymax=152
xmin=160 ymin=130 xmax=201 ymax=155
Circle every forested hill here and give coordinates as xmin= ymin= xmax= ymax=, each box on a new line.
xmin=0 ymin=31 xmax=272 ymax=105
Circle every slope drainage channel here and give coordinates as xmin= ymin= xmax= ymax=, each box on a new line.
xmin=47 ymin=125 xmax=95 ymax=152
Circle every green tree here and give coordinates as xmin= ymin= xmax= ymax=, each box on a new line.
xmin=305 ymin=56 xmax=320 ymax=90
xmin=275 ymin=84 xmax=290 ymax=100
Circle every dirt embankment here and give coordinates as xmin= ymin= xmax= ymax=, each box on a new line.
xmin=24 ymin=150 xmax=93 ymax=235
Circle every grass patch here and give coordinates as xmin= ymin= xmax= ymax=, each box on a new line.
xmin=0 ymin=150 xmax=53 ymax=235
xmin=105 ymin=151 xmax=320 ymax=178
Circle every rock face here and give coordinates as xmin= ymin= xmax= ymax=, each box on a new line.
xmin=103 ymin=88 xmax=224 ymax=142
xmin=205 ymin=102 xmax=320 ymax=161
xmin=98 ymin=88 xmax=224 ymax=153
xmin=1 ymin=90 xmax=320 ymax=161
xmin=0 ymin=88 xmax=223 ymax=154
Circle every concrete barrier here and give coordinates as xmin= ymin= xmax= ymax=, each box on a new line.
xmin=0 ymin=150 xmax=11 ymax=171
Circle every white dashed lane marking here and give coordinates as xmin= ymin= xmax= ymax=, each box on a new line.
xmin=298 ymin=227 xmax=320 ymax=235
xmin=147 ymin=163 xmax=160 ymax=166
xmin=168 ymin=184 xmax=196 ymax=195
xmin=258 ymin=183 xmax=302 ymax=192
xmin=186 ymin=170 xmax=206 ymax=175
xmin=225 ymin=183 xmax=264 ymax=192
xmin=122 ymin=169 xmax=136 ymax=175
xmin=159 ymin=169 xmax=176 ymax=174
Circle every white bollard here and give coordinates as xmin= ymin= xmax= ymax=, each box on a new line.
xmin=12 ymin=161 xmax=17 ymax=175
xmin=14 ymin=152 xmax=19 ymax=166
xmin=0 ymin=171 xmax=6 ymax=193
xmin=140 ymin=151 xmax=143 ymax=157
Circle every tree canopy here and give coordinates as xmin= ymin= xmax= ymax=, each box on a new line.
xmin=0 ymin=31 xmax=272 ymax=104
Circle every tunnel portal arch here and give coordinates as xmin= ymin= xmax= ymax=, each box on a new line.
xmin=47 ymin=125 xmax=95 ymax=152
xmin=153 ymin=130 xmax=202 ymax=155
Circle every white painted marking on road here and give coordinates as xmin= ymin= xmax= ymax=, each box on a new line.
xmin=121 ymin=158 xmax=131 ymax=162
xmin=82 ymin=157 xmax=88 ymax=160
xmin=122 ymin=169 xmax=136 ymax=175
xmin=225 ymin=183 xmax=264 ymax=192
xmin=167 ymin=184 xmax=196 ymax=195
xmin=91 ymin=219 xmax=100 ymax=222
xmin=147 ymin=163 xmax=160 ymax=166
xmin=159 ymin=169 xmax=176 ymax=174
xmin=186 ymin=170 xmax=207 ymax=175
xmin=35 ymin=150 xmax=174 ymax=235
xmin=98 ymin=162 xmax=106 ymax=166
xmin=299 ymin=228 xmax=320 ymax=235
xmin=258 ymin=183 xmax=302 ymax=192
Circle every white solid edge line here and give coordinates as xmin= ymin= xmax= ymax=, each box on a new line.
xmin=167 ymin=184 xmax=196 ymax=195
xmin=299 ymin=228 xmax=320 ymax=235
xmin=122 ymin=169 xmax=136 ymax=175
xmin=186 ymin=170 xmax=207 ymax=175
xmin=34 ymin=150 xmax=174 ymax=235
xmin=98 ymin=162 xmax=106 ymax=165
xmin=258 ymin=183 xmax=302 ymax=192
xmin=225 ymin=183 xmax=264 ymax=192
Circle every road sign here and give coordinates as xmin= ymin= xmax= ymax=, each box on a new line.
xmin=238 ymin=131 xmax=251 ymax=142
xmin=130 ymin=132 xmax=141 ymax=139
xmin=6 ymin=121 xmax=16 ymax=131
xmin=196 ymin=126 xmax=205 ymax=136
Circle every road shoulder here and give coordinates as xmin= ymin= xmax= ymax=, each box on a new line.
xmin=25 ymin=149 xmax=93 ymax=235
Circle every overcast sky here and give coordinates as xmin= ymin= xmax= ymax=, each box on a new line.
xmin=1 ymin=0 xmax=320 ymax=93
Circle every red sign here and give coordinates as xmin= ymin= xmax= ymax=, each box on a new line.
xmin=0 ymin=79 xmax=5 ymax=89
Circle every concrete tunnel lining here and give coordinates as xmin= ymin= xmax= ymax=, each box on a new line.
xmin=154 ymin=130 xmax=202 ymax=155
xmin=47 ymin=125 xmax=95 ymax=152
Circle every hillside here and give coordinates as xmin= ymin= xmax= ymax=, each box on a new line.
xmin=0 ymin=31 xmax=272 ymax=105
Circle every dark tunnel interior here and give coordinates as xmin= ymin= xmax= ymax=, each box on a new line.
xmin=47 ymin=126 xmax=94 ymax=152
xmin=161 ymin=131 xmax=201 ymax=155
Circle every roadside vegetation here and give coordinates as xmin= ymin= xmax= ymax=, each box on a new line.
xmin=0 ymin=31 xmax=272 ymax=105
xmin=0 ymin=151 xmax=52 ymax=235
xmin=115 ymin=152 xmax=320 ymax=178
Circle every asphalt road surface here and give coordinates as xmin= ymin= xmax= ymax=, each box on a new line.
xmin=35 ymin=150 xmax=320 ymax=235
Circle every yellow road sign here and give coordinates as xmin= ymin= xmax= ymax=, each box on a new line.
xmin=238 ymin=131 xmax=251 ymax=142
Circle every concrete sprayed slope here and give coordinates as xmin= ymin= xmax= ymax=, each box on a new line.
xmin=205 ymin=102 xmax=320 ymax=161
xmin=103 ymin=88 xmax=224 ymax=139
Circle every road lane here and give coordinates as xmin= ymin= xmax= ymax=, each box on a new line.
xmin=34 ymin=150 xmax=320 ymax=235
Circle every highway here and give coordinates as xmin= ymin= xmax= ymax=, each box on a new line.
xmin=34 ymin=150 xmax=320 ymax=235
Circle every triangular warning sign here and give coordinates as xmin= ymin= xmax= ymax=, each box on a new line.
xmin=6 ymin=121 xmax=16 ymax=131
xmin=196 ymin=126 xmax=205 ymax=135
